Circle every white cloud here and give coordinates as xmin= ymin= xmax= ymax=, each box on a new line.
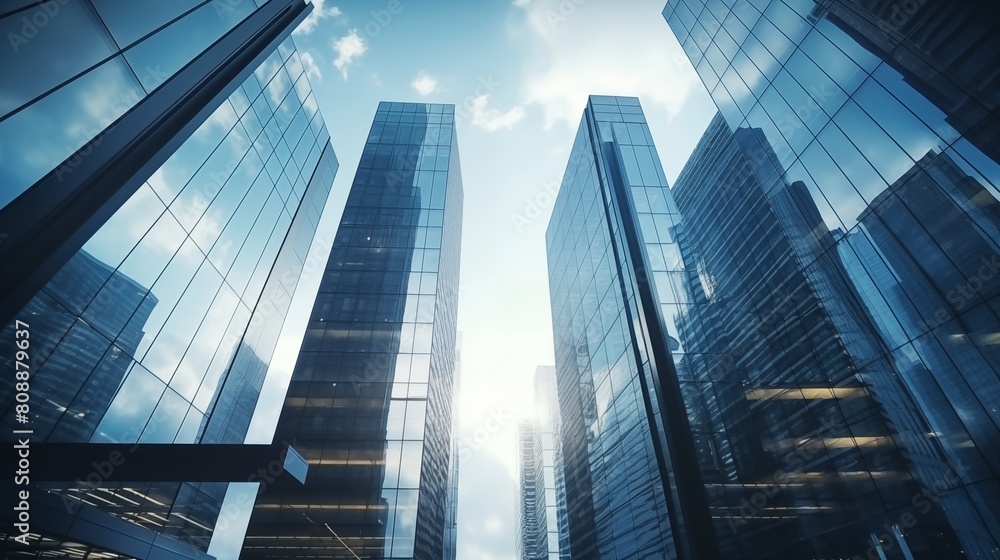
xmin=457 ymin=450 xmax=520 ymax=560
xmin=299 ymin=50 xmax=322 ymax=81
xmin=467 ymin=94 xmax=526 ymax=132
xmin=332 ymin=29 xmax=367 ymax=79
xmin=513 ymin=0 xmax=703 ymax=130
xmin=294 ymin=0 xmax=341 ymax=35
xmin=411 ymin=72 xmax=439 ymax=96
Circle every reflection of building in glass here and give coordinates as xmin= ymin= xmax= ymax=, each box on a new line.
xmin=844 ymin=148 xmax=1000 ymax=554
xmin=670 ymin=114 xmax=964 ymax=558
xmin=201 ymin=342 xmax=270 ymax=444
xmin=516 ymin=366 xmax=570 ymax=560
xmin=242 ymin=102 xmax=463 ymax=560
xmin=0 ymin=250 xmax=157 ymax=443
xmin=664 ymin=0 xmax=1000 ymax=556
xmin=546 ymin=96 xmax=717 ymax=560
xmin=0 ymin=2 xmax=339 ymax=557
xmin=817 ymin=0 xmax=1000 ymax=165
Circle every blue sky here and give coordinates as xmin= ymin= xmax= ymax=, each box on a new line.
xmin=278 ymin=1 xmax=717 ymax=558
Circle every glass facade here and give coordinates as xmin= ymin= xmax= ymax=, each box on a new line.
xmin=0 ymin=0 xmax=268 ymax=208
xmin=0 ymin=2 xmax=338 ymax=555
xmin=546 ymin=96 xmax=716 ymax=560
xmin=442 ymin=336 xmax=462 ymax=560
xmin=517 ymin=366 xmax=571 ymax=560
xmin=661 ymin=0 xmax=1000 ymax=557
xmin=0 ymin=0 xmax=311 ymax=331
xmin=517 ymin=420 xmax=548 ymax=560
xmin=241 ymin=102 xmax=463 ymax=560
xmin=667 ymin=114 xmax=969 ymax=557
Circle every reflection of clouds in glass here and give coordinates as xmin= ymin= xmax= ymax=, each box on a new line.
xmin=169 ymin=287 xmax=240 ymax=401
xmin=266 ymin=68 xmax=291 ymax=112
xmin=139 ymin=388 xmax=188 ymax=443
xmin=194 ymin=303 xmax=251 ymax=412
xmin=82 ymin=184 xmax=166 ymax=268
xmin=142 ymin=317 xmax=191 ymax=383
xmin=127 ymin=239 xmax=205 ymax=359
xmin=191 ymin=213 xmax=225 ymax=254
xmin=142 ymin=263 xmax=223 ymax=382
xmin=193 ymin=101 xmax=239 ymax=142
xmin=392 ymin=489 xmax=420 ymax=555
xmin=253 ymin=53 xmax=282 ymax=90
xmin=116 ymin=213 xmax=188 ymax=288
xmin=146 ymin=165 xmax=182 ymax=203
xmin=0 ymin=57 xmax=142 ymax=206
xmin=302 ymin=90 xmax=319 ymax=118
xmin=76 ymin=77 xmax=144 ymax=138
xmin=150 ymin=102 xmax=242 ymax=203
xmin=93 ymin=363 xmax=165 ymax=443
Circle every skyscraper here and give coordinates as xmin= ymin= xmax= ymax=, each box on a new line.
xmin=662 ymin=0 xmax=1000 ymax=556
xmin=517 ymin=421 xmax=547 ymax=560
xmin=240 ymin=102 xmax=463 ymax=560
xmin=0 ymin=1 xmax=338 ymax=558
xmin=546 ymin=95 xmax=717 ymax=560
xmin=442 ymin=334 xmax=462 ymax=560
xmin=516 ymin=366 xmax=570 ymax=560
xmin=668 ymin=113 xmax=971 ymax=558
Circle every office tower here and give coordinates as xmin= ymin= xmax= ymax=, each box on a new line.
xmin=517 ymin=421 xmax=547 ymax=560
xmin=546 ymin=95 xmax=717 ymax=560
xmin=442 ymin=334 xmax=462 ymax=560
xmin=516 ymin=366 xmax=570 ymax=560
xmin=0 ymin=1 xmax=337 ymax=558
xmin=241 ymin=102 xmax=463 ymax=560
xmin=669 ymin=112 xmax=973 ymax=558
xmin=663 ymin=0 xmax=1000 ymax=557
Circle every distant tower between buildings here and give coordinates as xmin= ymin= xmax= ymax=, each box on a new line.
xmin=241 ymin=101 xmax=464 ymax=560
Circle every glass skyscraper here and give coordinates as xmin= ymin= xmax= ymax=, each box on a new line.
xmin=442 ymin=334 xmax=462 ymax=560
xmin=659 ymin=0 xmax=1000 ymax=557
xmin=240 ymin=102 xmax=463 ymax=560
xmin=668 ymin=113 xmax=977 ymax=558
xmin=0 ymin=1 xmax=337 ymax=558
xmin=546 ymin=96 xmax=718 ymax=560
xmin=517 ymin=420 xmax=547 ymax=560
xmin=517 ymin=366 xmax=571 ymax=560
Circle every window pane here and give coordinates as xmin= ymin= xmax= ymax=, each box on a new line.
xmin=94 ymin=0 xmax=207 ymax=48
xmin=122 ymin=0 xmax=255 ymax=91
xmin=0 ymin=0 xmax=117 ymax=118
xmin=0 ymin=56 xmax=142 ymax=207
